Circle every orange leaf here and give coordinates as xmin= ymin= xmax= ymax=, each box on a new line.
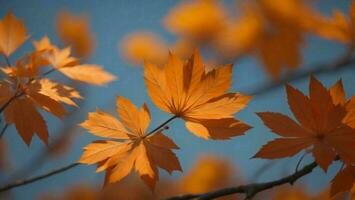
xmin=255 ymin=76 xmax=355 ymax=170
xmin=121 ymin=32 xmax=167 ymax=65
xmin=185 ymin=118 xmax=251 ymax=140
xmin=79 ymin=96 xmax=181 ymax=190
xmin=35 ymin=79 xmax=82 ymax=107
xmin=58 ymin=64 xmax=116 ymax=86
xmin=0 ymin=12 xmax=29 ymax=56
xmin=56 ymin=10 xmax=94 ymax=58
xmin=144 ymin=50 xmax=252 ymax=140
xmin=163 ymin=0 xmax=226 ymax=41
xmin=254 ymin=138 xmax=313 ymax=159
xmin=4 ymin=98 xmax=48 ymax=145
xmin=257 ymin=112 xmax=310 ymax=137
xmin=331 ymin=166 xmax=355 ymax=197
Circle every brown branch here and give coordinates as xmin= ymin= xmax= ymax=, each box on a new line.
xmin=41 ymin=68 xmax=57 ymax=77
xmin=166 ymin=161 xmax=318 ymax=200
xmin=0 ymin=124 xmax=9 ymax=138
xmin=246 ymin=51 xmax=355 ymax=96
xmin=0 ymin=115 xmax=178 ymax=192
xmin=0 ymin=163 xmax=80 ymax=192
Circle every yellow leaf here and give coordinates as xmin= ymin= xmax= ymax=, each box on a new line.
xmin=45 ymin=47 xmax=78 ymax=69
xmin=117 ymin=96 xmax=150 ymax=136
xmin=80 ymin=109 xmax=131 ymax=140
xmin=35 ymin=79 xmax=82 ymax=107
xmin=58 ymin=64 xmax=116 ymax=85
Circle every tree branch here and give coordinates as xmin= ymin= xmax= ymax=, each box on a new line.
xmin=246 ymin=52 xmax=355 ymax=96
xmin=166 ymin=161 xmax=318 ymax=200
xmin=0 ymin=163 xmax=80 ymax=192
xmin=0 ymin=115 xmax=178 ymax=192
xmin=0 ymin=124 xmax=9 ymax=138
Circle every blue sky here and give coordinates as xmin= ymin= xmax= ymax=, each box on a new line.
xmin=0 ymin=0 xmax=354 ymax=199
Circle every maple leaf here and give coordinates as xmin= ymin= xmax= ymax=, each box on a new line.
xmin=32 ymin=35 xmax=56 ymax=52
xmin=56 ymin=10 xmax=94 ymax=58
xmin=1 ymin=78 xmax=82 ymax=145
xmin=58 ymin=64 xmax=116 ymax=86
xmin=254 ymin=76 xmax=355 ymax=171
xmin=331 ymin=165 xmax=355 ymax=197
xmin=4 ymin=97 xmax=49 ymax=145
xmin=163 ymin=0 xmax=226 ymax=42
xmin=42 ymin=47 xmax=78 ymax=69
xmin=329 ymin=80 xmax=355 ymax=128
xmin=35 ymin=78 xmax=82 ymax=107
xmin=79 ymin=96 xmax=181 ymax=190
xmin=0 ymin=81 xmax=13 ymax=106
xmin=0 ymin=12 xmax=29 ymax=57
xmin=1 ymin=50 xmax=51 ymax=79
xmin=255 ymin=0 xmax=325 ymax=79
xmin=314 ymin=1 xmax=355 ymax=44
xmin=144 ymin=50 xmax=251 ymax=140
xmin=216 ymin=0 xmax=326 ymax=79
xmin=33 ymin=36 xmax=116 ymax=85
xmin=121 ymin=32 xmax=168 ymax=65
xmin=0 ymin=77 xmax=81 ymax=145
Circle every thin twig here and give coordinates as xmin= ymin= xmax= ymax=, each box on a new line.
xmin=144 ymin=115 xmax=178 ymax=137
xmin=0 ymin=163 xmax=80 ymax=192
xmin=0 ymin=115 xmax=178 ymax=191
xmin=0 ymin=124 xmax=8 ymax=138
xmin=41 ymin=68 xmax=56 ymax=77
xmin=0 ymin=93 xmax=21 ymax=114
xmin=166 ymin=161 xmax=318 ymax=200
xmin=251 ymin=161 xmax=276 ymax=181
xmin=295 ymin=152 xmax=308 ymax=173
xmin=246 ymin=51 xmax=355 ymax=96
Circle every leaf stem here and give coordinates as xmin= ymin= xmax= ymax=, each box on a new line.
xmin=144 ymin=115 xmax=178 ymax=138
xmin=294 ymin=152 xmax=307 ymax=173
xmin=41 ymin=68 xmax=56 ymax=77
xmin=2 ymin=55 xmax=11 ymax=67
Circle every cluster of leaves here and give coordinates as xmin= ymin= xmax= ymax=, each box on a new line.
xmin=80 ymin=49 xmax=355 ymax=197
xmin=1 ymin=1 xmax=355 ymax=200
xmin=121 ymin=0 xmax=355 ymax=79
xmin=0 ymin=12 xmax=115 ymax=145
xmin=79 ymin=50 xmax=251 ymax=189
